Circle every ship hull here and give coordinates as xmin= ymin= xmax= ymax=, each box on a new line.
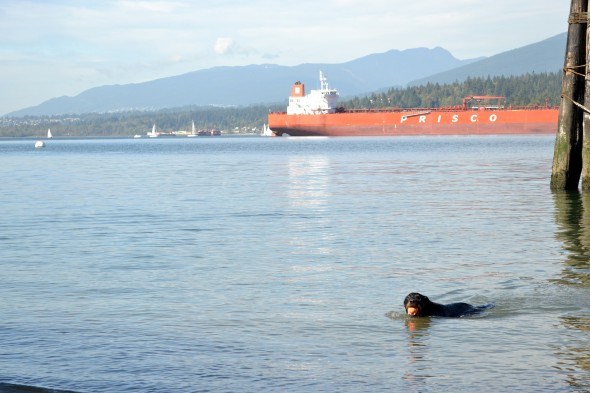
xmin=268 ymin=108 xmax=558 ymax=136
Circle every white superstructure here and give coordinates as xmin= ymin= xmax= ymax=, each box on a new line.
xmin=286 ymin=71 xmax=339 ymax=115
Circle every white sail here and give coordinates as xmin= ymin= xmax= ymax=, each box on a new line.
xmin=187 ymin=121 xmax=197 ymax=137
xmin=47 ymin=128 xmax=53 ymax=139
xmin=261 ymin=123 xmax=274 ymax=137
xmin=147 ymin=124 xmax=158 ymax=137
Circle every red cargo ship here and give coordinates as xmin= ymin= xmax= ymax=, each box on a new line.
xmin=267 ymin=72 xmax=559 ymax=137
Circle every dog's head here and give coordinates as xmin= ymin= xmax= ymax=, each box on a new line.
xmin=403 ymin=292 xmax=431 ymax=317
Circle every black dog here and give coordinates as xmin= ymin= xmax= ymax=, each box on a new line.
xmin=404 ymin=292 xmax=492 ymax=318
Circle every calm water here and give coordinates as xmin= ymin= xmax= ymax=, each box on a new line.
xmin=0 ymin=135 xmax=588 ymax=392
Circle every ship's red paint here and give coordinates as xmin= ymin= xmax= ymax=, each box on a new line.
xmin=268 ymin=76 xmax=559 ymax=137
xmin=268 ymin=107 xmax=558 ymax=137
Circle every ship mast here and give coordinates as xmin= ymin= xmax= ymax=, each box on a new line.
xmin=320 ymin=71 xmax=329 ymax=91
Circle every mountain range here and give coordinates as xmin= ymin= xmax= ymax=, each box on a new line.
xmin=7 ymin=33 xmax=566 ymax=117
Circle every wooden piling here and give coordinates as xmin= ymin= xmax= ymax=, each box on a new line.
xmin=551 ymin=0 xmax=587 ymax=190
xmin=583 ymin=6 xmax=590 ymax=190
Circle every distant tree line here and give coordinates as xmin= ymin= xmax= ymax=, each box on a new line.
xmin=0 ymin=105 xmax=282 ymax=138
xmin=342 ymin=72 xmax=562 ymax=109
xmin=0 ymin=72 xmax=562 ymax=137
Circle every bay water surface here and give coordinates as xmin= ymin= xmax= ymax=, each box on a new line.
xmin=0 ymin=135 xmax=588 ymax=392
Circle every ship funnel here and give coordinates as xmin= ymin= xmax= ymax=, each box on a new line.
xmin=290 ymin=81 xmax=305 ymax=97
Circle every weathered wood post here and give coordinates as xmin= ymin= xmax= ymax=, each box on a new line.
xmin=582 ymin=4 xmax=590 ymax=190
xmin=551 ymin=0 xmax=587 ymax=190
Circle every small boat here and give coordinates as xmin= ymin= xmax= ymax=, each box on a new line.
xmin=261 ymin=123 xmax=274 ymax=137
xmin=187 ymin=121 xmax=198 ymax=137
xmin=47 ymin=128 xmax=53 ymax=139
xmin=133 ymin=134 xmax=142 ymax=138
xmin=147 ymin=124 xmax=159 ymax=138
xmin=34 ymin=140 xmax=45 ymax=149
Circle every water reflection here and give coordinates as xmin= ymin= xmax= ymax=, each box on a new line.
xmin=556 ymin=315 xmax=590 ymax=390
xmin=405 ymin=317 xmax=432 ymax=337
xmin=283 ymin=155 xmax=338 ymax=258
xmin=287 ymin=156 xmax=331 ymax=209
xmin=552 ymin=191 xmax=590 ymax=389
xmin=552 ymin=191 xmax=590 ymax=286
xmin=402 ymin=317 xmax=434 ymax=385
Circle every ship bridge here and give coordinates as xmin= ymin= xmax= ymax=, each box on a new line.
xmin=287 ymin=71 xmax=339 ymax=115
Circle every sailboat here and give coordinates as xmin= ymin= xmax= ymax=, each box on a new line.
xmin=261 ymin=123 xmax=274 ymax=137
xmin=147 ymin=124 xmax=159 ymax=138
xmin=187 ymin=121 xmax=198 ymax=137
xmin=47 ymin=128 xmax=53 ymax=139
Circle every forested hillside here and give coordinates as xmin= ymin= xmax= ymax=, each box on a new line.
xmin=343 ymin=72 xmax=562 ymax=109
xmin=1 ymin=72 xmax=562 ymax=137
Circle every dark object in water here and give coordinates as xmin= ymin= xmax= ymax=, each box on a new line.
xmin=404 ymin=292 xmax=493 ymax=318
xmin=0 ymin=382 xmax=80 ymax=392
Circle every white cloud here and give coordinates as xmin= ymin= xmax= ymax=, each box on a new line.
xmin=214 ymin=37 xmax=234 ymax=55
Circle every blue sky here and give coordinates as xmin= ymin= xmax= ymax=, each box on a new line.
xmin=0 ymin=0 xmax=568 ymax=115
